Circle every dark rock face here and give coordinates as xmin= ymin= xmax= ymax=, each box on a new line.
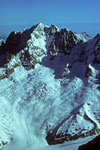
xmin=49 ymin=24 xmax=58 ymax=35
xmin=93 ymin=41 xmax=100 ymax=63
xmin=85 ymin=66 xmax=93 ymax=77
xmin=48 ymin=28 xmax=81 ymax=57
xmin=0 ymin=24 xmax=83 ymax=68
xmin=0 ymin=25 xmax=37 ymax=65
xmin=46 ymin=127 xmax=100 ymax=145
xmin=0 ymin=25 xmax=41 ymax=69
xmin=0 ymin=23 xmax=100 ymax=74
xmin=20 ymin=50 xmax=37 ymax=70
xmin=6 ymin=32 xmax=22 ymax=55
xmin=78 ymin=134 xmax=100 ymax=150
xmin=58 ymin=30 xmax=76 ymax=52
xmin=0 ymin=40 xmax=6 ymax=55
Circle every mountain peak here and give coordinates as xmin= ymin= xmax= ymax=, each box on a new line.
xmin=0 ymin=23 xmax=99 ymax=70
xmin=0 ymin=23 xmax=100 ymax=149
xmin=37 ymin=22 xmax=45 ymax=26
xmin=36 ymin=22 xmax=49 ymax=29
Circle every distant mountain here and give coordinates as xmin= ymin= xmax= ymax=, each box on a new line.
xmin=0 ymin=39 xmax=3 ymax=45
xmin=0 ymin=23 xmax=100 ymax=149
xmin=0 ymin=34 xmax=7 ymax=40
xmin=80 ymin=32 xmax=91 ymax=40
xmin=0 ymin=35 xmax=6 ymax=46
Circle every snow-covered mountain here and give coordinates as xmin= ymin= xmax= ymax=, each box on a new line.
xmin=0 ymin=23 xmax=100 ymax=150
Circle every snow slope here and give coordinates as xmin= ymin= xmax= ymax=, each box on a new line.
xmin=0 ymin=23 xmax=100 ymax=149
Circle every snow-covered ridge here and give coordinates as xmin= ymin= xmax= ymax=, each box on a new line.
xmin=0 ymin=23 xmax=100 ymax=149
xmin=0 ymin=23 xmax=89 ymax=69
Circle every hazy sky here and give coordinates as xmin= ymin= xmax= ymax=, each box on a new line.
xmin=0 ymin=0 xmax=100 ymax=37
xmin=0 ymin=0 xmax=100 ymax=25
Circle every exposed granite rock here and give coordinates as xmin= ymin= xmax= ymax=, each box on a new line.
xmin=46 ymin=128 xmax=100 ymax=145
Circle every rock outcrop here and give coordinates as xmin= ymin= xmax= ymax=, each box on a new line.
xmin=78 ymin=134 xmax=100 ymax=150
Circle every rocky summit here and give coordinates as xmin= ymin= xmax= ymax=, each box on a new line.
xmin=0 ymin=23 xmax=100 ymax=149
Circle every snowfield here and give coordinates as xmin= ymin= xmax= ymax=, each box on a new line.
xmin=0 ymin=63 xmax=100 ymax=150
xmin=0 ymin=23 xmax=100 ymax=150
